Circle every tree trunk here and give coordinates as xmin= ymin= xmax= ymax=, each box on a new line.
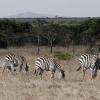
xmin=50 ymin=40 xmax=53 ymax=54
xmin=37 ymin=34 xmax=40 ymax=55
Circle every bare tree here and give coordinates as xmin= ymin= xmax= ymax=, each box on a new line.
xmin=43 ymin=31 xmax=56 ymax=54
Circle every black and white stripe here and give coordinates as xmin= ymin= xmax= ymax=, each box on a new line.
xmin=76 ymin=54 xmax=97 ymax=79
xmin=5 ymin=53 xmax=15 ymax=62
xmin=35 ymin=57 xmax=65 ymax=79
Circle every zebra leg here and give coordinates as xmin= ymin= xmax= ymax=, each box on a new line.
xmin=39 ymin=69 xmax=43 ymax=80
xmin=19 ymin=64 xmax=23 ymax=72
xmin=40 ymin=73 xmax=43 ymax=80
xmin=2 ymin=62 xmax=6 ymax=73
xmin=82 ymin=68 xmax=87 ymax=79
xmin=10 ymin=63 xmax=15 ymax=72
xmin=2 ymin=66 xmax=6 ymax=73
xmin=34 ymin=69 xmax=38 ymax=78
xmin=50 ymin=70 xmax=55 ymax=80
xmin=83 ymin=70 xmax=85 ymax=78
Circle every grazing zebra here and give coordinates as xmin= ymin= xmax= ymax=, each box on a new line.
xmin=76 ymin=54 xmax=97 ymax=79
xmin=4 ymin=53 xmax=28 ymax=73
xmin=34 ymin=57 xmax=65 ymax=79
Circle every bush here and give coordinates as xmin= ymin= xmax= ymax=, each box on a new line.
xmin=54 ymin=51 xmax=73 ymax=60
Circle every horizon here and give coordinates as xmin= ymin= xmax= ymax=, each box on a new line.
xmin=0 ymin=0 xmax=100 ymax=17
xmin=1 ymin=11 xmax=100 ymax=18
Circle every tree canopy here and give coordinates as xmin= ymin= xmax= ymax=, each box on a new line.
xmin=0 ymin=18 xmax=99 ymax=48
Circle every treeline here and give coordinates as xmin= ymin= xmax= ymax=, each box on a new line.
xmin=0 ymin=18 xmax=100 ymax=49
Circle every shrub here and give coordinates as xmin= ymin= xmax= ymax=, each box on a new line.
xmin=54 ymin=51 xmax=73 ymax=60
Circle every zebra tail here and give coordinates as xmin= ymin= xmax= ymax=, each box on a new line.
xmin=25 ymin=64 xmax=29 ymax=72
xmin=76 ymin=66 xmax=81 ymax=71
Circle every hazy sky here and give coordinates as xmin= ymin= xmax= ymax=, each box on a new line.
xmin=0 ymin=0 xmax=100 ymax=17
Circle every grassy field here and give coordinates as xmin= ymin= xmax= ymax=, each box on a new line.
xmin=0 ymin=46 xmax=100 ymax=100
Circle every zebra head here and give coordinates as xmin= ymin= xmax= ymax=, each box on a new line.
xmin=59 ymin=69 xmax=65 ymax=79
xmin=92 ymin=68 xmax=97 ymax=79
xmin=7 ymin=60 xmax=16 ymax=72
xmin=92 ymin=57 xmax=100 ymax=79
xmin=20 ymin=63 xmax=29 ymax=73
xmin=35 ymin=67 xmax=43 ymax=75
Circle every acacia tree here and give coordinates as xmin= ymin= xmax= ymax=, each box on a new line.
xmin=42 ymin=23 xmax=57 ymax=54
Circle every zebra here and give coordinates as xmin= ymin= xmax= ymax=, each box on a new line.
xmin=76 ymin=54 xmax=97 ymax=79
xmin=4 ymin=53 xmax=28 ymax=73
xmin=34 ymin=57 xmax=65 ymax=80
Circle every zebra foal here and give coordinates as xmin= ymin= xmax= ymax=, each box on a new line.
xmin=34 ymin=57 xmax=65 ymax=80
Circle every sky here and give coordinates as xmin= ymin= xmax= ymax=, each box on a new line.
xmin=0 ymin=0 xmax=100 ymax=17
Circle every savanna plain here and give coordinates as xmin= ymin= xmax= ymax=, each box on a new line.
xmin=0 ymin=46 xmax=100 ymax=100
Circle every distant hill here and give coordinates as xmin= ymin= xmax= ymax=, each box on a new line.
xmin=1 ymin=12 xmax=100 ymax=22
xmin=4 ymin=12 xmax=58 ymax=18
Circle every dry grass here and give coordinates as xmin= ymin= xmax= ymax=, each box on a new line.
xmin=0 ymin=46 xmax=100 ymax=100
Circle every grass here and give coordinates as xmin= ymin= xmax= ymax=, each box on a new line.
xmin=0 ymin=46 xmax=99 ymax=100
